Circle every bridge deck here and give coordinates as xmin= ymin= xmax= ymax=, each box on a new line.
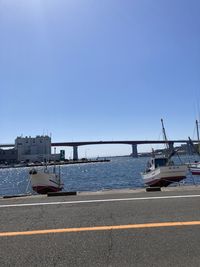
xmin=0 ymin=140 xmax=198 ymax=148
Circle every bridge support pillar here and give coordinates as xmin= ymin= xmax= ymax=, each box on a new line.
xmin=186 ymin=141 xmax=193 ymax=155
xmin=131 ymin=144 xmax=138 ymax=158
xmin=168 ymin=141 xmax=174 ymax=154
xmin=73 ymin=146 xmax=78 ymax=161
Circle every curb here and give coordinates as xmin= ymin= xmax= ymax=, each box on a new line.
xmin=47 ymin=191 xmax=77 ymax=197
xmin=3 ymin=194 xmax=31 ymax=199
xmin=146 ymin=187 xmax=161 ymax=192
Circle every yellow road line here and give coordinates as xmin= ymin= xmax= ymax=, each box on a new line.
xmin=1 ymin=221 xmax=200 ymax=237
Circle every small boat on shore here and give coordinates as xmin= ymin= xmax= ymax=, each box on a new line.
xmin=29 ymin=165 xmax=64 ymax=194
xmin=141 ymin=156 xmax=188 ymax=187
xmin=141 ymin=119 xmax=188 ymax=187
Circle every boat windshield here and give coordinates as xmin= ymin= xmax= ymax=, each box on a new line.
xmin=155 ymin=158 xmax=168 ymax=168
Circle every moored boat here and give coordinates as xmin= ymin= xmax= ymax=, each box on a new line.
xmin=141 ymin=156 xmax=188 ymax=187
xmin=141 ymin=119 xmax=188 ymax=187
xmin=29 ymin=166 xmax=64 ymax=194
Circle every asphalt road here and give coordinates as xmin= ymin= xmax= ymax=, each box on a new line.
xmin=1 ymin=188 xmax=200 ymax=266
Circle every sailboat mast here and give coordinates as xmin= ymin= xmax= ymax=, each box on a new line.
xmin=196 ymin=119 xmax=200 ymax=154
xmin=161 ymin=118 xmax=169 ymax=150
xmin=196 ymin=120 xmax=200 ymax=142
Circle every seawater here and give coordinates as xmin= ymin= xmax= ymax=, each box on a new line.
xmin=0 ymin=156 xmax=199 ymax=196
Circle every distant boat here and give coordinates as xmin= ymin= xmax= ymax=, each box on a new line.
xmin=187 ymin=120 xmax=200 ymax=175
xmin=141 ymin=119 xmax=187 ymax=187
xmin=29 ymin=165 xmax=64 ymax=194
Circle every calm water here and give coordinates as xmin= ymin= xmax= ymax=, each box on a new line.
xmin=0 ymin=156 xmax=199 ymax=196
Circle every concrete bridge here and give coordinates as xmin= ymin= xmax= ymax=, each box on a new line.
xmin=0 ymin=140 xmax=197 ymax=160
xmin=51 ymin=140 xmax=198 ymax=160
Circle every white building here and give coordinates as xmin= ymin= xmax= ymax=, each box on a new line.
xmin=15 ymin=135 xmax=57 ymax=162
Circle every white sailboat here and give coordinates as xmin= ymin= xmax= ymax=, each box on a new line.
xmin=141 ymin=119 xmax=188 ymax=187
xmin=29 ymin=165 xmax=64 ymax=194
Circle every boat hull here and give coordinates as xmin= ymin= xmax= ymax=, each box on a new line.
xmin=141 ymin=165 xmax=188 ymax=187
xmin=187 ymin=162 xmax=200 ymax=175
xmin=190 ymin=167 xmax=200 ymax=175
xmin=30 ymin=170 xmax=63 ymax=194
xmin=32 ymin=185 xmax=62 ymax=194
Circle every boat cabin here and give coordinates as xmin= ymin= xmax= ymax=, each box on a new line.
xmin=146 ymin=157 xmax=172 ymax=172
xmin=154 ymin=157 xmax=168 ymax=168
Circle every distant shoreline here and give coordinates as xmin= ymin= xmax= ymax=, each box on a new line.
xmin=0 ymin=159 xmax=110 ymax=169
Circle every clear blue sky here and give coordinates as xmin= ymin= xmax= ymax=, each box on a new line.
xmin=0 ymin=0 xmax=200 ymax=157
